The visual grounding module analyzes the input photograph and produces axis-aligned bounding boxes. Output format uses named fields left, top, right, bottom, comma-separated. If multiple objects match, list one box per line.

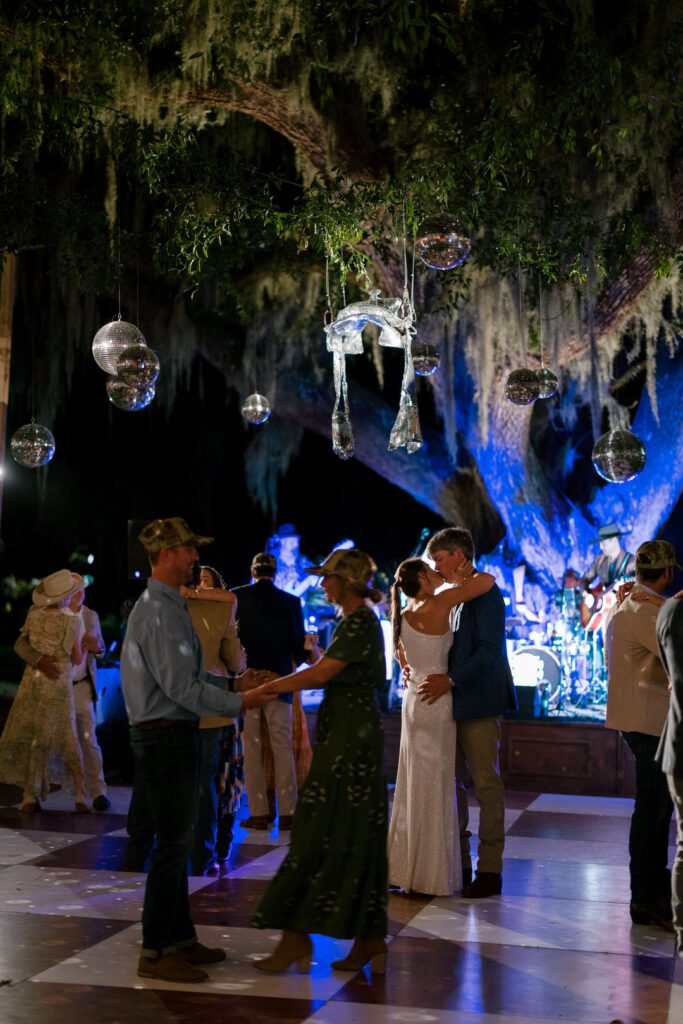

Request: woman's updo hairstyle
left=391, top=558, right=428, bottom=653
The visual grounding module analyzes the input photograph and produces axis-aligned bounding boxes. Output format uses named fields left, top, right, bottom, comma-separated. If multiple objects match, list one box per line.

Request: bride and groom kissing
left=387, top=526, right=518, bottom=898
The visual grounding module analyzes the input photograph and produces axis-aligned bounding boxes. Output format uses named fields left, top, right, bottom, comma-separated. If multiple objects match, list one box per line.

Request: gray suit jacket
left=15, top=604, right=104, bottom=704
left=655, top=598, right=683, bottom=775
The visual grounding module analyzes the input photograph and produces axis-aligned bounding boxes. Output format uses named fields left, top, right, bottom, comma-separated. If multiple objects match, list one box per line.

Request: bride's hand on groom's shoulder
left=417, top=673, right=452, bottom=704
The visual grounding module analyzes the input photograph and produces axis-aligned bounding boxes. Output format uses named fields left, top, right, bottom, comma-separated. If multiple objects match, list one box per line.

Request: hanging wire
left=538, top=275, right=545, bottom=368
left=31, top=305, right=36, bottom=423
left=136, top=232, right=140, bottom=325
left=340, top=245, right=347, bottom=308
left=117, top=217, right=122, bottom=320
left=518, top=260, right=528, bottom=366
left=323, top=231, right=332, bottom=325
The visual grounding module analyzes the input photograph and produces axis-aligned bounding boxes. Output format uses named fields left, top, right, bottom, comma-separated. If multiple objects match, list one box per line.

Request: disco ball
left=412, top=343, right=441, bottom=376
left=242, top=392, right=271, bottom=425
left=505, top=367, right=541, bottom=405
left=92, top=318, right=145, bottom=375
left=591, top=427, right=646, bottom=483
left=416, top=218, right=471, bottom=271
left=116, top=345, right=160, bottom=388
left=10, top=421, right=56, bottom=468
left=106, top=377, right=156, bottom=411
left=536, top=366, right=559, bottom=399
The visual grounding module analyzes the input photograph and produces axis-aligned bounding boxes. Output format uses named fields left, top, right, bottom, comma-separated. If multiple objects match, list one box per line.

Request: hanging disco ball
left=106, top=377, right=156, bottom=411
left=10, top=422, right=56, bottom=468
left=505, top=368, right=541, bottom=405
left=591, top=427, right=646, bottom=483
left=242, top=392, right=271, bottom=425
left=116, top=345, right=160, bottom=388
left=92, top=318, right=145, bottom=375
left=536, top=366, right=559, bottom=399
left=412, top=343, right=441, bottom=376
left=416, top=218, right=471, bottom=271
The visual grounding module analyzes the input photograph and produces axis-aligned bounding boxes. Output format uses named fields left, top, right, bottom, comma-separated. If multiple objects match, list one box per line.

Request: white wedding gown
left=387, top=617, right=461, bottom=895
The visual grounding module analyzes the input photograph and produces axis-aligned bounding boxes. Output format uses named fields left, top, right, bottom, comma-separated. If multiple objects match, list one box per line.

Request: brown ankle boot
left=331, top=937, right=387, bottom=974
left=253, top=930, right=312, bottom=973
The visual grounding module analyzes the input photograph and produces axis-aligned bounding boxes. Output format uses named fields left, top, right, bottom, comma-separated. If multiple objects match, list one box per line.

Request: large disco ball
left=505, top=367, right=541, bottom=405
left=117, top=345, right=160, bottom=388
left=92, top=318, right=145, bottom=375
left=536, top=366, right=559, bottom=399
left=106, top=377, right=156, bottom=411
left=242, top=392, right=271, bottom=425
left=416, top=218, right=471, bottom=271
left=592, top=427, right=646, bottom=483
left=10, top=422, right=56, bottom=468
left=412, top=343, right=441, bottom=376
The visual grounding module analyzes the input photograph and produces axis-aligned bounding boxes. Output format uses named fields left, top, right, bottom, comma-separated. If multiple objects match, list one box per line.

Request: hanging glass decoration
left=505, top=368, right=541, bottom=405
left=242, top=392, right=271, bottom=425
left=117, top=345, right=160, bottom=388
left=106, top=377, right=155, bottom=411
left=326, top=290, right=410, bottom=350
left=331, top=352, right=355, bottom=459
left=416, top=217, right=470, bottom=271
left=591, top=427, right=646, bottom=483
left=413, top=343, right=440, bottom=376
left=536, top=365, right=558, bottom=399
left=10, top=421, right=56, bottom=468
left=389, top=336, right=423, bottom=453
left=93, top=317, right=145, bottom=375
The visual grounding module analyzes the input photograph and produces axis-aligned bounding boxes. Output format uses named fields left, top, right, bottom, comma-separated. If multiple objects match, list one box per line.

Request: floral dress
left=253, top=606, right=388, bottom=939
left=0, top=607, right=84, bottom=798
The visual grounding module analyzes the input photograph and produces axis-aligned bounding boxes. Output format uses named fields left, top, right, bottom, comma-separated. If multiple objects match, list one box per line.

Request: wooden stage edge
left=305, top=711, right=637, bottom=799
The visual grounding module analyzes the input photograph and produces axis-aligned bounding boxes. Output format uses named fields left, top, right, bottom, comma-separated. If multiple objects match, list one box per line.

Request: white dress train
left=387, top=618, right=461, bottom=895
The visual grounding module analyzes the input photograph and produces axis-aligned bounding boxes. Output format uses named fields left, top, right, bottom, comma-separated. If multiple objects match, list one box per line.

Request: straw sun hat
left=32, top=570, right=88, bottom=607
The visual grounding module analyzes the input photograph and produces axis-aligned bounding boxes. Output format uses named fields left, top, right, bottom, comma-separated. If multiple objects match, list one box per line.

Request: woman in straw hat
left=251, top=548, right=388, bottom=975
left=0, top=570, right=87, bottom=812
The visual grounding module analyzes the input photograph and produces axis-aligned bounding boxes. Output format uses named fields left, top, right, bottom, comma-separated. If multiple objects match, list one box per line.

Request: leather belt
left=134, top=718, right=198, bottom=731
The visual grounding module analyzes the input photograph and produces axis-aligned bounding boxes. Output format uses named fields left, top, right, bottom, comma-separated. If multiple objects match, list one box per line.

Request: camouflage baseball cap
left=635, top=539, right=681, bottom=571
left=138, top=517, right=214, bottom=554
left=251, top=552, right=277, bottom=575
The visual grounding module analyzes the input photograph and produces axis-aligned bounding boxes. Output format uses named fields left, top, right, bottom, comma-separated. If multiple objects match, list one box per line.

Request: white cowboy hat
left=32, top=569, right=88, bottom=607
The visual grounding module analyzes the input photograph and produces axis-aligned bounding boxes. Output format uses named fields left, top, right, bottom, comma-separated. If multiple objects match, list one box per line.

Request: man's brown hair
left=426, top=527, right=475, bottom=561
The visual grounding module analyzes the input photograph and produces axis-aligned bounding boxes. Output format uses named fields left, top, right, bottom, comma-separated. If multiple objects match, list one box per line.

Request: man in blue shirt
left=121, top=517, right=274, bottom=984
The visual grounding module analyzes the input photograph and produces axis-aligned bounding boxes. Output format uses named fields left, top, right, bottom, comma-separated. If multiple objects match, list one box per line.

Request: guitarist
left=580, top=524, right=636, bottom=631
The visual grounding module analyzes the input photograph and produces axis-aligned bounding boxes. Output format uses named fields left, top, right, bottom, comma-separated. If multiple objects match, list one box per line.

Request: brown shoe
left=278, top=815, right=294, bottom=830
left=137, top=952, right=208, bottom=982
left=462, top=872, right=502, bottom=898
left=179, top=942, right=227, bottom=965
left=242, top=815, right=269, bottom=830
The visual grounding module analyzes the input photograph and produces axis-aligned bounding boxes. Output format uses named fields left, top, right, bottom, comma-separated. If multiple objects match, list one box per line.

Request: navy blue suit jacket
left=232, top=579, right=308, bottom=704
left=448, top=585, right=517, bottom=721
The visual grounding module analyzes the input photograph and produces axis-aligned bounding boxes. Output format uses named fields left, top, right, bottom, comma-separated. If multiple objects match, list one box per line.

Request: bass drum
left=511, top=645, right=562, bottom=710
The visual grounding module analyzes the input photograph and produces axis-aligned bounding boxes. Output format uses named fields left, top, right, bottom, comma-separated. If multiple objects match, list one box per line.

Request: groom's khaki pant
left=243, top=701, right=297, bottom=819
left=455, top=716, right=505, bottom=874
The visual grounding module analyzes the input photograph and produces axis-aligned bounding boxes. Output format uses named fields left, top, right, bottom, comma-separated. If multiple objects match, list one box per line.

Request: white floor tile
left=304, top=1005, right=595, bottom=1024
left=0, top=829, right=92, bottom=865
left=227, top=846, right=290, bottom=879
left=527, top=793, right=634, bottom=817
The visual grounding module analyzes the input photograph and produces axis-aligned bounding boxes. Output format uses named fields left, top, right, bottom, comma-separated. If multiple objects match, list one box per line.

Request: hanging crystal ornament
left=242, top=392, right=271, bottom=425
left=106, top=377, right=155, bottom=411
left=389, top=221, right=422, bottom=454
left=10, top=420, right=56, bottom=468
left=505, top=368, right=541, bottom=405
left=535, top=280, right=558, bottom=399
left=326, top=290, right=410, bottom=350
left=413, top=343, right=440, bottom=376
left=331, top=351, right=355, bottom=459
left=591, top=427, right=646, bottom=483
left=117, top=345, right=160, bottom=388
left=416, top=217, right=470, bottom=270
left=93, top=317, right=145, bottom=375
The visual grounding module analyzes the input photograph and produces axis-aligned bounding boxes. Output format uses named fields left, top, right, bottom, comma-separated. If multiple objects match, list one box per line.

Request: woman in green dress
left=252, top=548, right=388, bottom=975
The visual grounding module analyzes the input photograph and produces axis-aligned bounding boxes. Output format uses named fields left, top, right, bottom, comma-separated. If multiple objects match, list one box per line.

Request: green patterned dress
left=252, top=606, right=388, bottom=939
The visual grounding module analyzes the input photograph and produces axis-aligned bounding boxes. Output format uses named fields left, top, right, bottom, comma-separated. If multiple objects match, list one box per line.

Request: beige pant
left=456, top=716, right=505, bottom=874
left=243, top=700, right=297, bottom=818
left=73, top=680, right=107, bottom=801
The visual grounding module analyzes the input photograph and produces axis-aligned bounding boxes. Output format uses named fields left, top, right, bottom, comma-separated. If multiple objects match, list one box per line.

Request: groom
left=418, top=527, right=517, bottom=898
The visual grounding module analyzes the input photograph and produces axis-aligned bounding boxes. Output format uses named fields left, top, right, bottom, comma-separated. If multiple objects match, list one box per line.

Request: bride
left=388, top=558, right=494, bottom=895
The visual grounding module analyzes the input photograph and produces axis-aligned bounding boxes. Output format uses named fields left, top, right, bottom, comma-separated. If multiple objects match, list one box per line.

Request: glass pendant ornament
left=92, top=317, right=145, bottom=375
left=332, top=410, right=355, bottom=460
left=412, top=343, right=440, bottom=376
left=117, top=345, right=160, bottom=388
left=106, top=377, right=155, bottom=411
left=416, top=218, right=471, bottom=271
left=505, top=368, right=541, bottom=405
left=10, top=421, right=56, bottom=467
left=242, top=392, right=271, bottom=425
left=591, top=427, right=646, bottom=483
left=536, top=365, right=558, bottom=399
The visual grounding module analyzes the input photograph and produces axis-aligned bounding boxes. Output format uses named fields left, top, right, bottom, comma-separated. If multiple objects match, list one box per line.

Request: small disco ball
left=591, top=427, right=646, bottom=483
left=536, top=365, right=559, bottom=399
left=10, top=421, right=56, bottom=468
left=412, top=343, right=441, bottom=376
left=92, top=318, right=145, bottom=375
left=242, top=392, right=271, bottom=425
left=106, top=377, right=156, bottom=411
left=416, top=217, right=471, bottom=271
left=116, top=345, right=160, bottom=388
left=505, top=367, right=541, bottom=405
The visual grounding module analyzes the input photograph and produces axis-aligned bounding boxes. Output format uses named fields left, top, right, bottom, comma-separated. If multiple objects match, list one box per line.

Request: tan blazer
left=188, top=599, right=246, bottom=729
left=605, top=586, right=670, bottom=736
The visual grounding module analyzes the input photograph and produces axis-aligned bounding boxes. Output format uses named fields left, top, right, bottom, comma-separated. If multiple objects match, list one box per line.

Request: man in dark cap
left=121, top=518, right=274, bottom=984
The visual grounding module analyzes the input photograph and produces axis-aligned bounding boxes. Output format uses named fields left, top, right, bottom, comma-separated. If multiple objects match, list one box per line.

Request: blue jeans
left=621, top=731, right=673, bottom=907
left=129, top=724, right=199, bottom=954
left=191, top=728, right=222, bottom=874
